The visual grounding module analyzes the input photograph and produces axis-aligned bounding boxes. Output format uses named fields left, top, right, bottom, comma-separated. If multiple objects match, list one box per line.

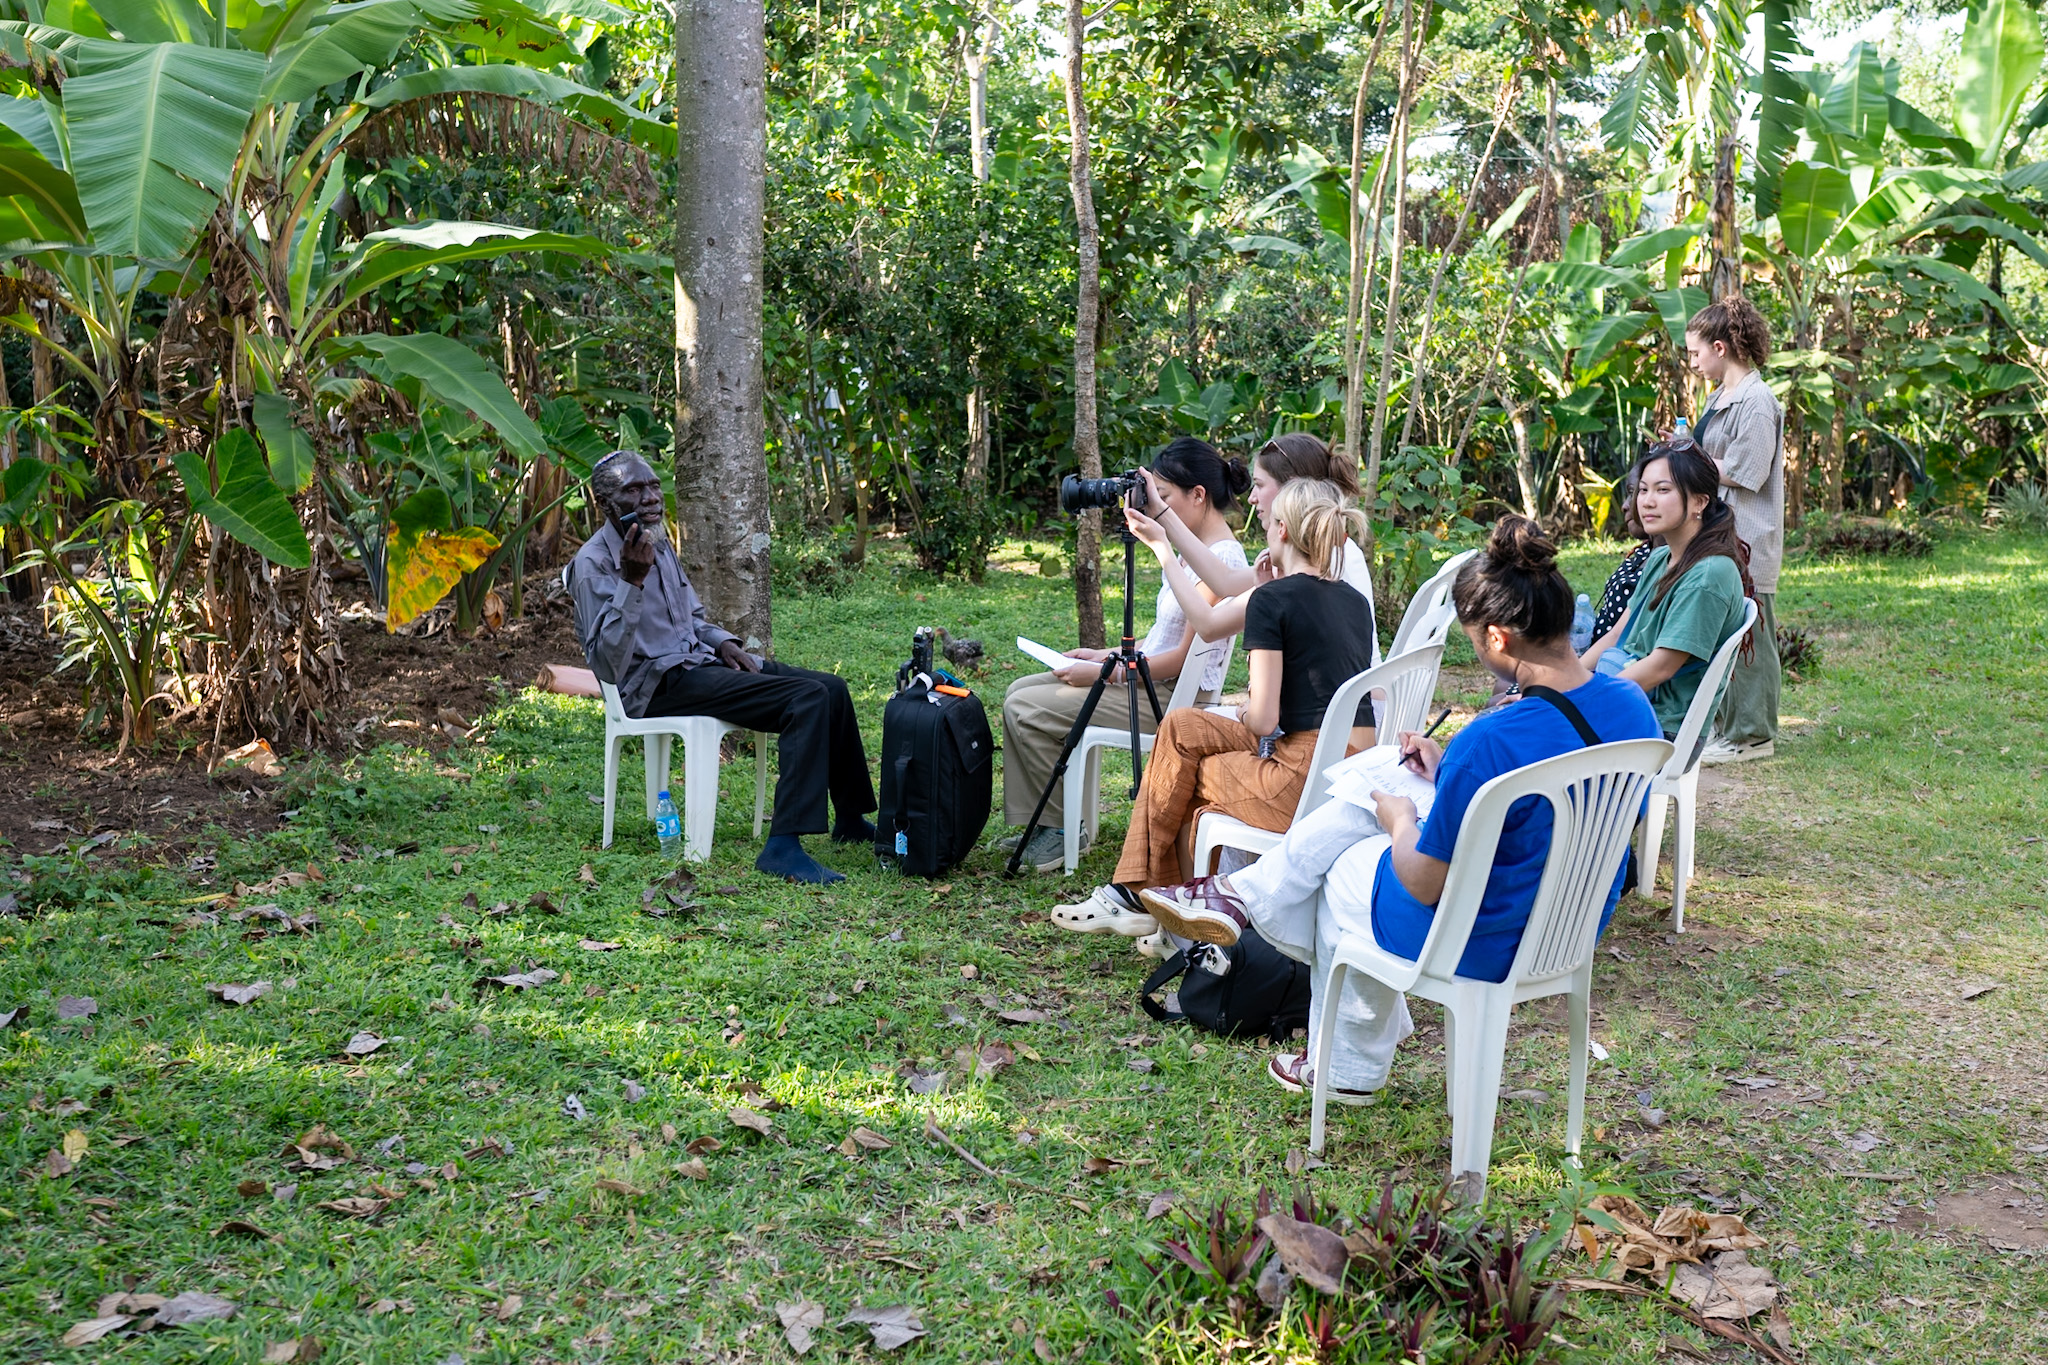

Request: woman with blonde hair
left=1053, top=479, right=1378, bottom=936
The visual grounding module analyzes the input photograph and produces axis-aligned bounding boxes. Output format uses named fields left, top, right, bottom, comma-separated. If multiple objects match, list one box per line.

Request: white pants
left=1230, top=800, right=1414, bottom=1091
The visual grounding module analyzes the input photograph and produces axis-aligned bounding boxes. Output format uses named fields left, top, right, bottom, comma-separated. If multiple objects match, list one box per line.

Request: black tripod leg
left=1125, top=652, right=1167, bottom=795
left=1006, top=656, right=1119, bottom=877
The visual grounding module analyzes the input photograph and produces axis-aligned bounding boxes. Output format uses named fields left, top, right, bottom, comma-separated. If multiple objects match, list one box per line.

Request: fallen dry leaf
left=0, top=1005, right=26, bottom=1028
left=213, top=1219, right=274, bottom=1241
left=594, top=1177, right=644, bottom=1197
left=476, top=968, right=558, bottom=992
left=62, top=1128, right=87, bottom=1163
left=1284, top=1148, right=1330, bottom=1177
left=842, top=1303, right=927, bottom=1351
left=1767, top=1304, right=1793, bottom=1350
left=1671, top=1250, right=1779, bottom=1320
left=778, top=1299, right=826, bottom=1355
left=495, top=1294, right=523, bottom=1322
left=263, top=1337, right=322, bottom=1363
left=206, top=981, right=273, bottom=1007
left=154, top=1291, right=239, bottom=1326
left=622, top=1079, right=647, bottom=1103
left=55, top=995, right=97, bottom=1020
left=281, top=1124, right=355, bottom=1171
left=1146, top=1192, right=1179, bottom=1219
left=61, top=1315, right=130, bottom=1346
left=44, top=1149, right=72, bottom=1178
left=729, top=1106, right=774, bottom=1136
left=1080, top=1155, right=1124, bottom=1176
left=578, top=863, right=597, bottom=884
left=997, top=1008, right=1049, bottom=1025
left=237, top=1180, right=268, bottom=1197
left=315, top=1196, right=391, bottom=1220
left=562, top=1095, right=589, bottom=1120
left=685, top=1134, right=723, bottom=1156
left=976, top=1042, right=1016, bottom=1079
left=674, top=1157, right=710, bottom=1179
left=223, top=737, right=284, bottom=777
left=526, top=891, right=561, bottom=914
left=1257, top=1215, right=1350, bottom=1294
left=847, top=1126, right=893, bottom=1151
left=577, top=939, right=621, bottom=952
left=342, top=1031, right=385, bottom=1057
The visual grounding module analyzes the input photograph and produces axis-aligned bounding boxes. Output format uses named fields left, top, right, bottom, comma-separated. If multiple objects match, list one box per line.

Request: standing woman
left=1684, top=297, right=1782, bottom=763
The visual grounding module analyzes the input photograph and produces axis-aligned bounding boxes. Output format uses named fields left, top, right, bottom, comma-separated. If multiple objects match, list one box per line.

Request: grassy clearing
left=1, top=532, right=2044, bottom=1362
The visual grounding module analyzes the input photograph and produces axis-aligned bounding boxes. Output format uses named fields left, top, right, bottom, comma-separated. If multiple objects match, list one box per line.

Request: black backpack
left=874, top=673, right=993, bottom=877
left=1138, top=928, right=1311, bottom=1042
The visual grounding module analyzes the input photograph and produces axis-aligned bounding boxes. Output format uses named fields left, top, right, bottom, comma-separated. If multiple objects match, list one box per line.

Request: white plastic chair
left=1062, top=634, right=1235, bottom=874
left=1307, top=738, right=1673, bottom=1199
left=1387, top=549, right=1478, bottom=659
left=1188, top=644, right=1447, bottom=876
left=598, top=680, right=768, bottom=859
left=1634, top=597, right=1760, bottom=933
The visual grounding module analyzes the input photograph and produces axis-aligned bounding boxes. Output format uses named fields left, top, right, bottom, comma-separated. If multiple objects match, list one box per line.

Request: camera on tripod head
left=1059, top=469, right=1149, bottom=515
left=909, top=626, right=935, bottom=679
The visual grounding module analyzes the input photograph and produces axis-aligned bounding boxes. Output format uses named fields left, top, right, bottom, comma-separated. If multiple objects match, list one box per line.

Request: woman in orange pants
left=1052, top=479, right=1379, bottom=935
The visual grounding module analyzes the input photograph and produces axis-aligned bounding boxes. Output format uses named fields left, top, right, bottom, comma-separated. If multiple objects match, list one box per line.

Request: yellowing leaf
left=385, top=525, right=498, bottom=630
left=62, top=1128, right=87, bottom=1162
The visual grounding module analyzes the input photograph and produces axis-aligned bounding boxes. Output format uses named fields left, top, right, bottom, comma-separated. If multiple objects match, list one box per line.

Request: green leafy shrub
left=771, top=530, right=861, bottom=597
left=1990, top=482, right=2048, bottom=534
left=908, top=483, right=1003, bottom=581
left=1776, top=623, right=1823, bottom=680
left=1800, top=515, right=1931, bottom=559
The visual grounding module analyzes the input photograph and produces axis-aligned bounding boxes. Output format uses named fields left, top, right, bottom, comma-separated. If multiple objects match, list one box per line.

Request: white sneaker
left=1134, top=930, right=1173, bottom=959
left=1698, top=738, right=1775, bottom=766
left=1050, top=884, right=1157, bottom=937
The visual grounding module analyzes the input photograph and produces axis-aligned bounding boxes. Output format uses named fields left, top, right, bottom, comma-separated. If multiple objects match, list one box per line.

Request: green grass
left=2, top=532, right=2045, bottom=1362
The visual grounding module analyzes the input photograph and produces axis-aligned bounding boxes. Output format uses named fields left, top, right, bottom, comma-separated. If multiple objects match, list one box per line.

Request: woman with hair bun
left=1133, top=516, right=1660, bottom=1101
left=1684, top=295, right=1783, bottom=764
left=1051, top=479, right=1377, bottom=938
left=1000, top=436, right=1251, bottom=872
left=1580, top=440, right=1753, bottom=741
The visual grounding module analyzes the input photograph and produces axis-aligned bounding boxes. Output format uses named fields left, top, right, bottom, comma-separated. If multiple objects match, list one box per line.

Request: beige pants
left=1112, top=707, right=1318, bottom=890
left=1001, top=670, right=1174, bottom=827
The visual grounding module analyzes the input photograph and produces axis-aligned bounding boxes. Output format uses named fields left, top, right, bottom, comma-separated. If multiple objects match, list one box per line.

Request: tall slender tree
left=675, top=0, right=775, bottom=651
left=1062, top=0, right=1107, bottom=648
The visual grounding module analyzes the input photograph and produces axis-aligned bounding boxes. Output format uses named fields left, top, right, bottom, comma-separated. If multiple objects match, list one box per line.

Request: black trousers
left=647, top=660, right=875, bottom=837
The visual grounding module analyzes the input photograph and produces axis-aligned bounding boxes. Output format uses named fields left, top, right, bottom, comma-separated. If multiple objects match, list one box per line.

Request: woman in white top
left=1123, top=433, right=1381, bottom=671
left=999, top=437, right=1251, bottom=871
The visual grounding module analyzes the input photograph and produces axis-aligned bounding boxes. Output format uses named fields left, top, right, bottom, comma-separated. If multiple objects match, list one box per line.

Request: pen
left=1422, top=707, right=1452, bottom=739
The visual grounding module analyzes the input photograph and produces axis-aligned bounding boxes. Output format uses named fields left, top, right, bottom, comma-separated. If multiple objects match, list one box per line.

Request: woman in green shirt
left=1581, top=439, right=1753, bottom=736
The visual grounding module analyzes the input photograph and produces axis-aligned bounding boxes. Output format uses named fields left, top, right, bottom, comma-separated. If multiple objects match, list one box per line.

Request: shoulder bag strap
left=1521, top=684, right=1602, bottom=747
left=1138, top=951, right=1190, bottom=1023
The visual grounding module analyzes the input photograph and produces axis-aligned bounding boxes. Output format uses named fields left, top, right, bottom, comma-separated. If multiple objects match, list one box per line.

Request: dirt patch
left=0, top=578, right=591, bottom=865
left=1896, top=1176, right=2048, bottom=1252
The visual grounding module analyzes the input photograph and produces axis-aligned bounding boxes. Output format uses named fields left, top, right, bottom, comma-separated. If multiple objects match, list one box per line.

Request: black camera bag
left=874, top=672, right=992, bottom=877
left=1138, top=930, right=1311, bottom=1041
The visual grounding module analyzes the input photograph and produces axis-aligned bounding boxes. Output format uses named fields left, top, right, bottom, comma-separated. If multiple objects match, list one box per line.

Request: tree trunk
left=1361, top=0, right=1428, bottom=538
left=1705, top=134, right=1742, bottom=303
left=1824, top=394, right=1846, bottom=515
left=1340, top=3, right=1396, bottom=469
left=673, top=0, right=774, bottom=654
left=1062, top=0, right=1105, bottom=648
left=963, top=16, right=997, bottom=495
left=1508, top=403, right=1541, bottom=518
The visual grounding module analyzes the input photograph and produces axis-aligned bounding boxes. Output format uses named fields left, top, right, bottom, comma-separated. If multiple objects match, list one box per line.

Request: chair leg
left=1671, top=785, right=1696, bottom=935
left=751, top=732, right=768, bottom=839
left=1446, top=992, right=1509, bottom=1201
left=682, top=723, right=719, bottom=862
left=1566, top=973, right=1592, bottom=1163
left=645, top=734, right=670, bottom=819
left=1062, top=745, right=1088, bottom=875
left=602, top=733, right=623, bottom=848
left=1082, top=744, right=1102, bottom=842
left=1308, top=962, right=1348, bottom=1156
left=1637, top=793, right=1669, bottom=903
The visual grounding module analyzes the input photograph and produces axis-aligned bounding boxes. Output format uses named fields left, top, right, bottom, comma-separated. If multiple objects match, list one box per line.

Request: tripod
left=1006, top=525, right=1164, bottom=876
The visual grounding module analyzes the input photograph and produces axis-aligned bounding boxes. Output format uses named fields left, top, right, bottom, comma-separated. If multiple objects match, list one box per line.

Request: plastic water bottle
left=1570, top=593, right=1596, bottom=653
left=654, top=790, right=682, bottom=855
left=1673, top=415, right=1691, bottom=440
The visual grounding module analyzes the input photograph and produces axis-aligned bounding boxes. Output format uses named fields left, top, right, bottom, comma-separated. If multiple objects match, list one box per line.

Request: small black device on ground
left=875, top=632, right=993, bottom=877
left=1006, top=479, right=1165, bottom=875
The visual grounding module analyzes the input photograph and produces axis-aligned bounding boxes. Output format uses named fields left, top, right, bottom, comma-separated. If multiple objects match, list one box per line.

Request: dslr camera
left=1059, top=469, right=1149, bottom=515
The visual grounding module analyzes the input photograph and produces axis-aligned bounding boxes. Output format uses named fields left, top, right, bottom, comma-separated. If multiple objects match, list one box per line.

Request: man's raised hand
left=619, top=523, right=657, bottom=587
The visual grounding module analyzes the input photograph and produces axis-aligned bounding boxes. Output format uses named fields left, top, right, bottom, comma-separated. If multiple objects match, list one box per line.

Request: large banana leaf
left=1955, top=0, right=2044, bottom=167
left=262, top=0, right=476, bottom=104
left=1522, top=261, right=1649, bottom=299
left=328, top=332, right=544, bottom=458
left=329, top=220, right=613, bottom=312
left=0, top=95, right=64, bottom=165
left=1608, top=223, right=1701, bottom=268
left=1777, top=161, right=1856, bottom=260
left=0, top=126, right=88, bottom=243
left=174, top=429, right=313, bottom=567
left=0, top=454, right=52, bottom=525
left=1750, top=0, right=1810, bottom=219
left=62, top=40, right=266, bottom=258
left=1600, top=59, right=1669, bottom=166
left=383, top=485, right=497, bottom=630
left=1574, top=310, right=1657, bottom=373
left=1650, top=286, right=1707, bottom=350
left=1915, top=212, right=2048, bottom=269
left=1816, top=42, right=1887, bottom=148
left=90, top=0, right=213, bottom=44
left=252, top=391, right=316, bottom=493
left=362, top=63, right=675, bottom=157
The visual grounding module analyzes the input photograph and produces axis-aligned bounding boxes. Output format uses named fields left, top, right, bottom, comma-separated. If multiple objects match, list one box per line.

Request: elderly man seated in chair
left=570, top=451, right=875, bottom=883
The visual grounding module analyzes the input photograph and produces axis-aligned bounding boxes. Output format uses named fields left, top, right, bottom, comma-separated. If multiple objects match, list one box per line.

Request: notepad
left=1323, top=744, right=1437, bottom=820
left=1016, top=636, right=1075, bottom=671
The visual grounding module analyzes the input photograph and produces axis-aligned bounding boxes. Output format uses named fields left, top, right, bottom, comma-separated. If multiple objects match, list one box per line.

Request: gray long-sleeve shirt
left=569, top=522, right=748, bottom=718
left=1699, top=369, right=1785, bottom=595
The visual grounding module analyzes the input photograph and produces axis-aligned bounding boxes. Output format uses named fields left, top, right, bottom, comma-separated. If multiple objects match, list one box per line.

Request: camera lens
left=1059, top=473, right=1141, bottom=514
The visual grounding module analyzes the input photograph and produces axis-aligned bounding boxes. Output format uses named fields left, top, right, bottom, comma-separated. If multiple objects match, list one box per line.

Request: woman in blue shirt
left=1138, top=516, right=1660, bottom=1100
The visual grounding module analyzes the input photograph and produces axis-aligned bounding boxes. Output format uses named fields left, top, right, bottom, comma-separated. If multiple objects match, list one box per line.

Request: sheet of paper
left=1324, top=744, right=1437, bottom=820
left=1016, top=636, right=1075, bottom=672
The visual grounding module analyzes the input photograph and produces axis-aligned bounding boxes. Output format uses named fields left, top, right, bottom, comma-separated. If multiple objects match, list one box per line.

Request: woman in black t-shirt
left=1053, top=479, right=1378, bottom=935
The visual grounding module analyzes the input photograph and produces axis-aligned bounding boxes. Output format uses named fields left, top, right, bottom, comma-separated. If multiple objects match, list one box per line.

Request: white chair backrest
left=1663, top=597, right=1760, bottom=779
left=1388, top=549, right=1478, bottom=658
left=1163, top=633, right=1232, bottom=712
left=1293, top=643, right=1447, bottom=821
left=598, top=679, right=630, bottom=724
left=1392, top=739, right=1671, bottom=992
